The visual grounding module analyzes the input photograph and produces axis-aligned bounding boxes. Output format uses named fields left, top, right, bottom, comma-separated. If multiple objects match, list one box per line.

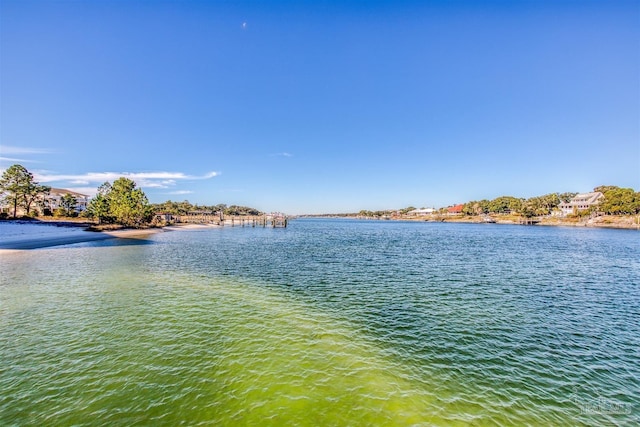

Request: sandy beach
left=0, top=228, right=160, bottom=252
left=0, top=222, right=222, bottom=252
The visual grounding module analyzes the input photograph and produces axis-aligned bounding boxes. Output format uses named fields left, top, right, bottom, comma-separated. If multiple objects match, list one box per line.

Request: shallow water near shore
left=1, top=219, right=638, bottom=425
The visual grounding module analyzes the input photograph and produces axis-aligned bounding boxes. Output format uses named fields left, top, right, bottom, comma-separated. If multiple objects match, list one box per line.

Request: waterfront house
left=0, top=187, right=89, bottom=217
left=408, top=208, right=436, bottom=217
left=45, top=188, right=90, bottom=213
left=558, top=192, right=604, bottom=216
left=447, top=204, right=464, bottom=215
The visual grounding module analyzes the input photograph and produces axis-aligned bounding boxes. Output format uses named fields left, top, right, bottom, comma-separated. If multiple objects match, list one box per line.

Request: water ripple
left=1, top=220, right=638, bottom=425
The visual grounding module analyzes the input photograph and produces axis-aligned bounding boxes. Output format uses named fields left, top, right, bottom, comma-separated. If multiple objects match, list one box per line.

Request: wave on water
left=1, top=219, right=638, bottom=425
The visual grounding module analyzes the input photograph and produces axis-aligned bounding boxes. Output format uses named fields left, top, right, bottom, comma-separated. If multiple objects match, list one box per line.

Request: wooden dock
left=175, top=211, right=288, bottom=228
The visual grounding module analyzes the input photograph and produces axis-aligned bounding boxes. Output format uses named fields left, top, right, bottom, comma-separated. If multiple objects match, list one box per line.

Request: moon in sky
left=242, top=22, right=247, bottom=29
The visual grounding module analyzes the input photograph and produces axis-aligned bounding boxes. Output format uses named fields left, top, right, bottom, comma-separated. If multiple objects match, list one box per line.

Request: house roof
left=49, top=188, right=89, bottom=198
left=559, top=192, right=603, bottom=208
left=447, top=204, right=464, bottom=213
left=572, top=192, right=603, bottom=203
left=409, top=208, right=435, bottom=214
left=570, top=192, right=602, bottom=203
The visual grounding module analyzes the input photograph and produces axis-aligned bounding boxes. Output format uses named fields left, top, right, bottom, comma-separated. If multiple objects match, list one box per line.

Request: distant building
left=558, top=192, right=603, bottom=216
left=0, top=187, right=89, bottom=216
left=407, top=208, right=436, bottom=216
left=447, top=204, right=464, bottom=215
left=45, top=188, right=90, bottom=213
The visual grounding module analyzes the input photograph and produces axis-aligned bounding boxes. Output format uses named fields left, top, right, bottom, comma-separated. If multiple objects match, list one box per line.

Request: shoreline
left=1, top=214, right=637, bottom=253
left=432, top=215, right=640, bottom=230
left=305, top=214, right=640, bottom=230
left=0, top=221, right=221, bottom=252
left=0, top=227, right=161, bottom=252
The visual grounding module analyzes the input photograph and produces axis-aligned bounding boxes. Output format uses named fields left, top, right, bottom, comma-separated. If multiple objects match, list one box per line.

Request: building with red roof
left=447, top=204, right=464, bottom=215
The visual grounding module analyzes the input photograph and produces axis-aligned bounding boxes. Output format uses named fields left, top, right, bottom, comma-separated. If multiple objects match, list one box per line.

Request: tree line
left=461, top=186, right=640, bottom=217
left=353, top=186, right=639, bottom=219
left=152, top=200, right=262, bottom=216
left=595, top=186, right=640, bottom=215
left=0, top=164, right=52, bottom=218
left=461, top=193, right=575, bottom=218
left=2, top=164, right=638, bottom=225
left=0, top=164, right=263, bottom=227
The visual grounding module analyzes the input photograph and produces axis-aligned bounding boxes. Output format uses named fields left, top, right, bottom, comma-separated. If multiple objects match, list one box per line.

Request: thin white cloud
left=58, top=186, right=197, bottom=197
left=271, top=152, right=293, bottom=158
left=30, top=170, right=219, bottom=190
left=0, top=166, right=219, bottom=195
left=0, top=146, right=50, bottom=164
left=0, top=145, right=52, bottom=154
left=0, top=156, right=42, bottom=163
left=36, top=170, right=217, bottom=182
left=36, top=171, right=218, bottom=182
left=167, top=190, right=194, bottom=195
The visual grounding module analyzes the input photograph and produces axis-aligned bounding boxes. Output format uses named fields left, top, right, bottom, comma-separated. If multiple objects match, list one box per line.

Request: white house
left=558, top=192, right=604, bottom=216
left=0, top=187, right=89, bottom=216
left=407, top=208, right=436, bottom=216
left=45, top=188, right=90, bottom=213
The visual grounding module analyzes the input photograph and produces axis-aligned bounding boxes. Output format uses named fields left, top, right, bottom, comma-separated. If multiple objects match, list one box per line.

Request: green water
left=1, top=220, right=638, bottom=425
left=2, top=270, right=435, bottom=425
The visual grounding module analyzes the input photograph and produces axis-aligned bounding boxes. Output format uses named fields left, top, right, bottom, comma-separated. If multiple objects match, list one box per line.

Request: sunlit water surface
left=1, top=219, right=638, bottom=425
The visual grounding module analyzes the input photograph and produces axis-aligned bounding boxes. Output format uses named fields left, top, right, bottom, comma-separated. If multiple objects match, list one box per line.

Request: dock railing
left=175, top=212, right=288, bottom=228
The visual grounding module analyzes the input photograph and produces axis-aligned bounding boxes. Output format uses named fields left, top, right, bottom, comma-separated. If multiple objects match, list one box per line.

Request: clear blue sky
left=1, top=0, right=638, bottom=214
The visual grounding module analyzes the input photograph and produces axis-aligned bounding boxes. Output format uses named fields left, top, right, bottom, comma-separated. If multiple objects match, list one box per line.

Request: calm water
left=1, top=219, right=638, bottom=426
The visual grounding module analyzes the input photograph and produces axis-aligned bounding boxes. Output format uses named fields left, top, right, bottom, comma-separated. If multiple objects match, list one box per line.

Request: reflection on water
left=1, top=220, right=638, bottom=425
